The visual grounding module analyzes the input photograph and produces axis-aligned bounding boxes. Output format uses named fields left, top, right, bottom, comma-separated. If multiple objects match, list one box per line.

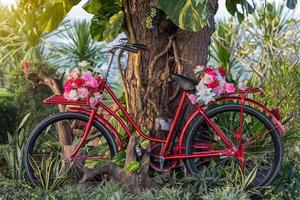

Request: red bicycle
left=24, top=41, right=284, bottom=188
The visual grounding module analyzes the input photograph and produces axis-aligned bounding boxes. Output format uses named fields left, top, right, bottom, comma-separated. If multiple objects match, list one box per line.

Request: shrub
left=0, top=96, right=17, bottom=143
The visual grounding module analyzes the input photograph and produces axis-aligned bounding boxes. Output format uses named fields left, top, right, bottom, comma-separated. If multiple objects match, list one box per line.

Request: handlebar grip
left=132, top=43, right=146, bottom=49
left=121, top=46, right=138, bottom=53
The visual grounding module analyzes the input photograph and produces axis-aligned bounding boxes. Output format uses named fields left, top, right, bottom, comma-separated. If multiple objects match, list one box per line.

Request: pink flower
left=21, top=61, right=29, bottom=74
left=225, top=83, right=236, bottom=93
left=188, top=94, right=198, bottom=105
left=90, top=93, right=104, bottom=107
left=82, top=71, right=93, bottom=81
left=213, top=86, right=223, bottom=95
left=207, top=70, right=218, bottom=77
left=201, top=74, right=214, bottom=84
left=78, top=87, right=88, bottom=99
left=63, top=92, right=69, bottom=99
left=86, top=77, right=99, bottom=88
left=67, top=68, right=80, bottom=80
left=64, top=80, right=73, bottom=92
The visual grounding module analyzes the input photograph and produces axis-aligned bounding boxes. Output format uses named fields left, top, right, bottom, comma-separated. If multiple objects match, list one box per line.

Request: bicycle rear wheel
left=24, top=112, right=118, bottom=188
left=185, top=104, right=282, bottom=187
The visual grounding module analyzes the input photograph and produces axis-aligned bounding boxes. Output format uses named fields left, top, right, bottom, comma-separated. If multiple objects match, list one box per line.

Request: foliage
left=235, top=3, right=299, bottom=85
left=265, top=155, right=300, bottom=199
left=0, top=176, right=256, bottom=200
left=156, top=0, right=208, bottom=32
left=211, top=3, right=299, bottom=118
left=201, top=187, right=249, bottom=200
left=0, top=96, right=17, bottom=143
left=0, top=0, right=77, bottom=64
left=264, top=124, right=300, bottom=199
left=211, top=3, right=299, bottom=199
left=45, top=20, right=106, bottom=68
left=83, top=0, right=124, bottom=42
left=43, top=0, right=298, bottom=45
left=29, top=155, right=71, bottom=190
left=0, top=1, right=61, bottom=118
left=1, top=113, right=31, bottom=181
left=209, top=19, right=248, bottom=83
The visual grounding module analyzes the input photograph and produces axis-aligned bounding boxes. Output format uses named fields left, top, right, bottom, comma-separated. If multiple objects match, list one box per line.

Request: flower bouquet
left=63, top=61, right=104, bottom=107
left=189, top=65, right=247, bottom=105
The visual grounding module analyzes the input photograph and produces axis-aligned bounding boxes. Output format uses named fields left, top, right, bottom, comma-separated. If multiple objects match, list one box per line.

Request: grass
left=0, top=175, right=252, bottom=200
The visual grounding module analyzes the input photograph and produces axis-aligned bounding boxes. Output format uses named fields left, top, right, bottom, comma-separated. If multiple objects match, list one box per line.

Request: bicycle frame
left=42, top=48, right=284, bottom=172
left=52, top=78, right=284, bottom=165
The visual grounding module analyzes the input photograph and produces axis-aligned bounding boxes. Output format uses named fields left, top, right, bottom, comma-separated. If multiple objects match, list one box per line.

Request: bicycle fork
left=69, top=109, right=97, bottom=161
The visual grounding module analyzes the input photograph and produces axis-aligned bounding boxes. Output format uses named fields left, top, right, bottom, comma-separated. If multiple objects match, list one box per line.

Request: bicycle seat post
left=103, top=49, right=116, bottom=81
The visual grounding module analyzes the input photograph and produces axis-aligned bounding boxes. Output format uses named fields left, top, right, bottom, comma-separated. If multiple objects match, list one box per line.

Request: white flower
left=193, top=65, right=204, bottom=74
left=216, top=74, right=226, bottom=90
left=196, top=82, right=206, bottom=92
left=238, top=81, right=248, bottom=90
left=196, top=83, right=216, bottom=104
left=67, top=89, right=79, bottom=101
left=78, top=60, right=90, bottom=68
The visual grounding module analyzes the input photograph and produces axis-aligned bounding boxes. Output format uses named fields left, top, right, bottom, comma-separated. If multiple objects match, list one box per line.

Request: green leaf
left=244, top=0, right=255, bottom=14
left=157, top=0, right=206, bottom=32
left=237, top=12, right=245, bottom=23
left=103, top=11, right=124, bottom=42
left=125, top=161, right=140, bottom=172
left=195, top=0, right=205, bottom=6
left=112, top=150, right=126, bottom=166
left=286, top=0, right=297, bottom=9
left=84, top=0, right=102, bottom=14
left=225, top=0, right=237, bottom=16
left=17, top=113, right=31, bottom=131
left=39, top=0, right=80, bottom=33
left=86, top=0, right=123, bottom=42
left=40, top=2, right=65, bottom=33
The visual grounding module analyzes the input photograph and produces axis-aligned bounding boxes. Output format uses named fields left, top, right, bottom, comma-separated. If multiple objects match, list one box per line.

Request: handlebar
left=102, top=39, right=146, bottom=80
left=102, top=39, right=146, bottom=54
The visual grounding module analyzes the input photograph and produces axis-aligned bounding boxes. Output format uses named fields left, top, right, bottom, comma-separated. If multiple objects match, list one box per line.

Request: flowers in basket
left=189, top=65, right=242, bottom=105
left=63, top=61, right=104, bottom=107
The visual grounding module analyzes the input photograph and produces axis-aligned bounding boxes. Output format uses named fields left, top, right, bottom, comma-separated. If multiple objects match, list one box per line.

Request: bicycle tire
left=24, top=112, right=118, bottom=186
left=185, top=104, right=282, bottom=187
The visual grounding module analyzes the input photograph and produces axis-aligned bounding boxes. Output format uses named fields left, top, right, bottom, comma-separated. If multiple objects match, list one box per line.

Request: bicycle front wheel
left=24, top=112, right=118, bottom=188
left=185, top=104, right=282, bottom=187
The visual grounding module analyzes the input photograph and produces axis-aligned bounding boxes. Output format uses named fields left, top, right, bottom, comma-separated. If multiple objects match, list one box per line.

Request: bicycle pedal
left=159, top=157, right=165, bottom=172
left=220, top=155, right=229, bottom=159
left=135, top=145, right=145, bottom=161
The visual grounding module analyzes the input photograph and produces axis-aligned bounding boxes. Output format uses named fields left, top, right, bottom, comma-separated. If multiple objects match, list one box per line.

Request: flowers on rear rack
left=190, top=65, right=238, bottom=105
left=63, top=61, right=103, bottom=107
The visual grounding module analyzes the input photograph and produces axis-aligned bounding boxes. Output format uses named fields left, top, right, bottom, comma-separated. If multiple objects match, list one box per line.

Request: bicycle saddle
left=171, top=74, right=198, bottom=93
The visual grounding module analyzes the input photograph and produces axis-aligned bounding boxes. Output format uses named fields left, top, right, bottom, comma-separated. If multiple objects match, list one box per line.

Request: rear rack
left=221, top=87, right=262, bottom=95
left=43, top=95, right=90, bottom=106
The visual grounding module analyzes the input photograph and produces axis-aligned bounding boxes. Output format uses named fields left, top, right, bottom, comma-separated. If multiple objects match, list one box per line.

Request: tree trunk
left=123, top=0, right=218, bottom=131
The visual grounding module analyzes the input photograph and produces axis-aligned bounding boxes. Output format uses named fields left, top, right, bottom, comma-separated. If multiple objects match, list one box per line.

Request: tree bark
left=123, top=0, right=218, bottom=131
